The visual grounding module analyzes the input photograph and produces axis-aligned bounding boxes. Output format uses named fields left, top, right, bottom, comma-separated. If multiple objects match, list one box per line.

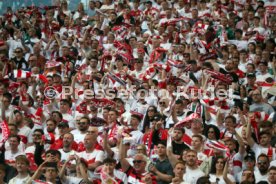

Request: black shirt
left=172, top=141, right=190, bottom=156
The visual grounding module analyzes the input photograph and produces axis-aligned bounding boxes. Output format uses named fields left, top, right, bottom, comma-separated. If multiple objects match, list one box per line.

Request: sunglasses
left=133, top=160, right=144, bottom=164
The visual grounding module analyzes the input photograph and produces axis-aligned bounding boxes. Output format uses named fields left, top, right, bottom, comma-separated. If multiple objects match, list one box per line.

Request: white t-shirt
left=183, top=167, right=205, bottom=184
left=209, top=174, right=235, bottom=184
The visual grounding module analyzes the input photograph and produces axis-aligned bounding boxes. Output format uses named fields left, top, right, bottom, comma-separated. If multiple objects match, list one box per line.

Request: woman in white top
left=209, top=156, right=235, bottom=184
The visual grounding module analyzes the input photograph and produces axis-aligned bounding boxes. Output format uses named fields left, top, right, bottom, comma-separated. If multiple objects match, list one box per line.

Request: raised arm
left=27, top=161, right=48, bottom=184
left=103, top=131, right=114, bottom=158
left=119, top=138, right=131, bottom=172
left=246, top=118, right=255, bottom=147
left=223, top=159, right=235, bottom=184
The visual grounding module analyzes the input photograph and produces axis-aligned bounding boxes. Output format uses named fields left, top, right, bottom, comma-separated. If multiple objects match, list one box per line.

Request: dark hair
left=109, top=108, right=119, bottom=116
left=103, top=157, right=116, bottom=164
left=80, top=116, right=90, bottom=124
left=269, top=166, right=276, bottom=172
left=46, top=119, right=58, bottom=125
left=60, top=99, right=71, bottom=108
left=225, top=115, right=237, bottom=124
left=209, top=156, right=225, bottom=174
left=44, top=162, right=58, bottom=171
left=131, top=114, right=142, bottom=122
left=204, top=125, right=220, bottom=140
left=45, top=150, right=61, bottom=160
left=157, top=140, right=167, bottom=147
left=33, top=129, right=44, bottom=135
left=51, top=111, right=63, bottom=120
left=196, top=176, right=211, bottom=184
left=142, top=106, right=157, bottom=133
left=257, top=153, right=269, bottom=162
left=175, top=99, right=184, bottom=105
left=3, top=92, right=12, bottom=102
left=8, top=135, right=21, bottom=143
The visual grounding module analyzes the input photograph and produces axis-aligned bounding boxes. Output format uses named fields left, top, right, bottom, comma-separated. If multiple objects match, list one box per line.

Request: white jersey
left=5, top=150, right=25, bottom=165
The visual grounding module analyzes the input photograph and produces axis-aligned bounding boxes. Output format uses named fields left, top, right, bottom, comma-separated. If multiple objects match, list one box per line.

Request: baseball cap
left=244, top=153, right=255, bottom=161
left=246, top=73, right=256, bottom=78
left=152, top=114, right=164, bottom=121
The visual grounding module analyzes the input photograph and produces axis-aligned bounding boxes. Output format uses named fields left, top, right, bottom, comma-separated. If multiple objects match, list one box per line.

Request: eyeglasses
left=133, top=160, right=144, bottom=164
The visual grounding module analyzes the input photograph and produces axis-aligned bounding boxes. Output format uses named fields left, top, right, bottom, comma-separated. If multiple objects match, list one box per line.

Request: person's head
left=191, top=135, right=203, bottom=150
left=45, top=150, right=61, bottom=163
left=103, top=158, right=116, bottom=176
left=136, top=144, right=147, bottom=155
left=84, top=134, right=96, bottom=150
left=15, top=155, right=29, bottom=173
left=133, top=154, right=147, bottom=173
left=57, top=122, right=69, bottom=136
left=210, top=156, right=225, bottom=174
left=147, top=106, right=157, bottom=118
left=46, top=119, right=57, bottom=133
left=257, top=154, right=269, bottom=175
left=268, top=166, right=276, bottom=184
left=241, top=169, right=255, bottom=183
left=173, top=127, right=185, bottom=142
left=191, top=119, right=203, bottom=134
left=87, top=126, right=98, bottom=138
left=130, top=114, right=141, bottom=128
left=205, top=125, right=220, bottom=140
left=224, top=115, right=236, bottom=129
left=8, top=124, right=18, bottom=135
left=225, top=138, right=238, bottom=153
left=196, top=176, right=211, bottom=184
left=2, top=92, right=12, bottom=108
left=259, top=131, right=271, bottom=147
left=174, top=99, right=185, bottom=115
left=63, top=133, right=74, bottom=148
left=246, top=72, right=256, bottom=85
left=173, top=161, right=186, bottom=178
left=102, top=106, right=111, bottom=120
left=157, top=141, right=167, bottom=157
left=8, top=135, right=20, bottom=151
left=59, top=99, right=71, bottom=113
left=44, top=162, right=58, bottom=182
left=14, top=47, right=24, bottom=58
left=252, top=89, right=262, bottom=103
left=13, top=110, right=23, bottom=125
left=244, top=153, right=256, bottom=170
left=77, top=116, right=90, bottom=132
left=32, top=129, right=44, bottom=143
left=108, top=109, right=118, bottom=123
left=185, top=150, right=197, bottom=167
left=258, top=60, right=268, bottom=71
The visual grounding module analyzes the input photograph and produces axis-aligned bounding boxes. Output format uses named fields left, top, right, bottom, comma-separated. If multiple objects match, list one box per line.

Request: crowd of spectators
left=0, top=0, right=276, bottom=183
